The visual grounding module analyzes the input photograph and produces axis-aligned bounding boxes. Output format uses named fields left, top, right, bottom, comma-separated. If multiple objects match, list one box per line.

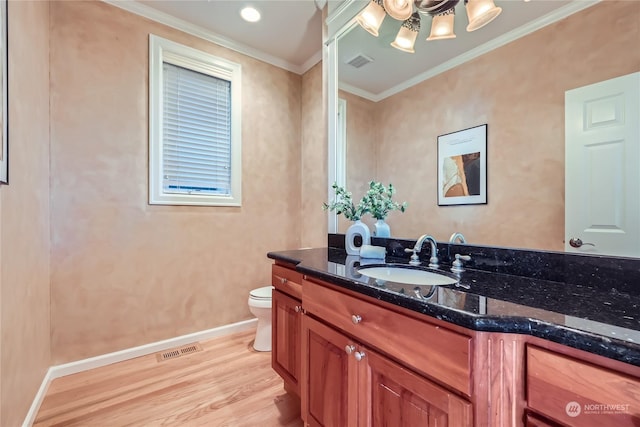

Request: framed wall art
left=437, top=124, right=487, bottom=206
left=0, top=0, right=7, bottom=184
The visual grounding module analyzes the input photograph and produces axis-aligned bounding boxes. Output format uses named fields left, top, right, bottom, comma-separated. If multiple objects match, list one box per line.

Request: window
left=149, top=35, right=242, bottom=206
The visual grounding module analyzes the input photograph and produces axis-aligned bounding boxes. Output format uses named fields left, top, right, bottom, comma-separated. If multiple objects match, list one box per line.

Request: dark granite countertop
left=267, top=247, right=640, bottom=367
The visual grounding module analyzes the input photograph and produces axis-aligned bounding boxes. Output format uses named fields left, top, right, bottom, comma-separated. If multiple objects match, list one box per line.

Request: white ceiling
left=120, top=0, right=598, bottom=98
left=130, top=0, right=325, bottom=73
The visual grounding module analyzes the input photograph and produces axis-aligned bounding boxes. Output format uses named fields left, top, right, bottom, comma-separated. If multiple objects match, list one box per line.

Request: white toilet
left=248, top=286, right=273, bottom=351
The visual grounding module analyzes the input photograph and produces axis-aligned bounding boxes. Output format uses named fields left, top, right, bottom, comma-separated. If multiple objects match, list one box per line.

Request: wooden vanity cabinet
left=524, top=413, right=562, bottom=427
left=526, top=345, right=640, bottom=427
left=271, top=261, right=640, bottom=427
left=301, top=276, right=473, bottom=427
left=365, top=345, right=473, bottom=426
left=301, top=315, right=360, bottom=427
left=272, top=264, right=303, bottom=397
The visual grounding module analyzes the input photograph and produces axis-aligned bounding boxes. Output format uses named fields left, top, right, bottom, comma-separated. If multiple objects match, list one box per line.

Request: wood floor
left=34, top=330, right=303, bottom=427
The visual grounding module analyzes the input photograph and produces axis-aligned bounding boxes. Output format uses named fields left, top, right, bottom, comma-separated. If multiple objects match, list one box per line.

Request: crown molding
left=343, top=0, right=601, bottom=102
left=338, top=81, right=379, bottom=102
left=301, top=50, right=324, bottom=74
left=102, top=0, right=321, bottom=75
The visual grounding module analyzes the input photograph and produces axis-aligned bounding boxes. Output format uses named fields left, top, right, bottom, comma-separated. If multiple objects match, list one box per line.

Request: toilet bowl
left=248, top=286, right=273, bottom=351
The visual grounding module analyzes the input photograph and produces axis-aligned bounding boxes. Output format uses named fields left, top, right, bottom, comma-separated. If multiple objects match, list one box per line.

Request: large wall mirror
left=326, top=0, right=640, bottom=257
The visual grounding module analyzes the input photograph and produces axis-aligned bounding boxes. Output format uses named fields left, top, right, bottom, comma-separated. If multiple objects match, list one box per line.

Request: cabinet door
left=527, top=346, right=640, bottom=427
left=525, top=413, right=562, bottom=427
left=272, top=289, right=301, bottom=396
left=365, top=347, right=473, bottom=427
left=301, top=315, right=359, bottom=427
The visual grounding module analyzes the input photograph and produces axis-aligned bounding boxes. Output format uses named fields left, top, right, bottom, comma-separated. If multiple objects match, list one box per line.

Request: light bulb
left=240, top=6, right=261, bottom=23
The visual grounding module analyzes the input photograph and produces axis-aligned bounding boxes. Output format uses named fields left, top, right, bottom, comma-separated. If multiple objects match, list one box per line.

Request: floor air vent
left=156, top=343, right=203, bottom=362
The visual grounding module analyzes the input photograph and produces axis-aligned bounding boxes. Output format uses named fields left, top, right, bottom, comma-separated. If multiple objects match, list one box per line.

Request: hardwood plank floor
left=34, top=330, right=303, bottom=427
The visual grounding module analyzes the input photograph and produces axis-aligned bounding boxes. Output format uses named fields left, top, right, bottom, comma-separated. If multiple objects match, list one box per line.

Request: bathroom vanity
left=268, top=242, right=640, bottom=427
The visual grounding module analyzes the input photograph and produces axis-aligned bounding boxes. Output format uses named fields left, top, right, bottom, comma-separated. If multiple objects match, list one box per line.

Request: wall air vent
left=156, top=342, right=203, bottom=362
left=346, top=54, right=374, bottom=69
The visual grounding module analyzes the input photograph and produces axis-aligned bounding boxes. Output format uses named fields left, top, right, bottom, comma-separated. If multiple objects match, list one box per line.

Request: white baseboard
left=22, top=367, right=54, bottom=427
left=22, top=318, right=258, bottom=426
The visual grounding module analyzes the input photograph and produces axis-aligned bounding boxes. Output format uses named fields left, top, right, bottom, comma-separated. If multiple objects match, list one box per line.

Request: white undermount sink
left=356, top=264, right=458, bottom=286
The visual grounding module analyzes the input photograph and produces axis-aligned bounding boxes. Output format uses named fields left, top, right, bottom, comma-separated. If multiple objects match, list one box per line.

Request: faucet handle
left=451, top=254, right=471, bottom=273
left=404, top=247, right=421, bottom=265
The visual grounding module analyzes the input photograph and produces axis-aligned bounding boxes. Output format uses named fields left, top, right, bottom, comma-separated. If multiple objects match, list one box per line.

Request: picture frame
left=0, top=0, right=7, bottom=185
left=437, top=124, right=487, bottom=206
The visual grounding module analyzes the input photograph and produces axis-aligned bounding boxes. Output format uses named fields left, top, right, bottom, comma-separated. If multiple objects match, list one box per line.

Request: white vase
left=345, top=220, right=371, bottom=255
left=373, top=219, right=391, bottom=238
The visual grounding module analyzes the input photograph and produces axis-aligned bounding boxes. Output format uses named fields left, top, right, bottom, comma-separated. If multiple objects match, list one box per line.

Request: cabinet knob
left=351, top=314, right=362, bottom=325
left=354, top=351, right=365, bottom=362
left=294, top=305, right=301, bottom=313
left=345, top=344, right=355, bottom=355
left=280, top=277, right=288, bottom=284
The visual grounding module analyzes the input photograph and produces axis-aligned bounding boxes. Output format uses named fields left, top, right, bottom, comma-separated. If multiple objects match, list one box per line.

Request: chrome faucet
left=404, top=234, right=439, bottom=268
left=449, top=232, right=466, bottom=244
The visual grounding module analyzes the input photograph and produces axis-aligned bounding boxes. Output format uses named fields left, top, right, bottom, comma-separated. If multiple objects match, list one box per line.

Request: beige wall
left=339, top=90, right=378, bottom=231
left=301, top=62, right=327, bottom=247
left=346, top=1, right=640, bottom=251
left=0, top=1, right=51, bottom=425
left=49, top=1, right=303, bottom=363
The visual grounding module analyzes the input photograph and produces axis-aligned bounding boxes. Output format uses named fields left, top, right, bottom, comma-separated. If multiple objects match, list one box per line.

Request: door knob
left=569, top=238, right=595, bottom=248
left=345, top=344, right=355, bottom=355
left=354, top=351, right=365, bottom=361
left=351, top=314, right=362, bottom=324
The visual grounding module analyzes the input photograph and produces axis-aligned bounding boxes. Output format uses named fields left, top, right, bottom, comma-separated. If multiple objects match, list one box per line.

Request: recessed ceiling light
left=240, top=6, right=261, bottom=23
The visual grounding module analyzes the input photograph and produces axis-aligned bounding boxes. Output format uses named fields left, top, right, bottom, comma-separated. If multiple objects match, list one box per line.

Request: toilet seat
left=249, top=286, right=273, bottom=300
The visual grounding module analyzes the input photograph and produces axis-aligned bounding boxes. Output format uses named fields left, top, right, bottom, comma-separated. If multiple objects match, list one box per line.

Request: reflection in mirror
left=333, top=0, right=640, bottom=255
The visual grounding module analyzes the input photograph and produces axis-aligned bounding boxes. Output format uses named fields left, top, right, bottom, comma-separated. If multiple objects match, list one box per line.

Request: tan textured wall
left=0, top=1, right=51, bottom=425
left=50, top=1, right=302, bottom=363
left=352, top=1, right=640, bottom=251
left=301, top=61, right=327, bottom=247
left=338, top=90, right=378, bottom=232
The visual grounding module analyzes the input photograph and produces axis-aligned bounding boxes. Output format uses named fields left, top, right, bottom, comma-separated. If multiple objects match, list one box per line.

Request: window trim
left=149, top=34, right=242, bottom=206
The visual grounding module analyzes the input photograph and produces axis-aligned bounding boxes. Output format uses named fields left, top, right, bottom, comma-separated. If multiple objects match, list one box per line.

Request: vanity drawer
left=527, top=346, right=640, bottom=426
left=272, top=265, right=303, bottom=300
left=303, top=278, right=472, bottom=396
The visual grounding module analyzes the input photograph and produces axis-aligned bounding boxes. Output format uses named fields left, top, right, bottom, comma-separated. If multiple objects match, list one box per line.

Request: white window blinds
left=162, top=62, right=232, bottom=195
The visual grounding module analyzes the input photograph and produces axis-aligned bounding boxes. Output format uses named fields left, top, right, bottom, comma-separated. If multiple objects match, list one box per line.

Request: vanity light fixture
left=356, top=0, right=502, bottom=53
left=465, top=0, right=502, bottom=31
left=355, top=0, right=387, bottom=37
left=383, top=0, right=413, bottom=20
left=426, top=8, right=456, bottom=40
left=240, top=6, right=261, bottom=23
left=391, top=12, right=421, bottom=53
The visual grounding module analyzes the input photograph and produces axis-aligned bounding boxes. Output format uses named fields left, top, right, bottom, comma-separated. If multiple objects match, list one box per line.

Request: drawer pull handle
left=280, top=277, right=288, bottom=284
left=351, top=314, right=362, bottom=324
left=345, top=345, right=355, bottom=355
left=354, top=351, right=365, bottom=362
left=294, top=305, right=301, bottom=313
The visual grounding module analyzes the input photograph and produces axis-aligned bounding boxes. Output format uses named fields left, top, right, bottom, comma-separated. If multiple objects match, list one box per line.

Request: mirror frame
left=326, top=0, right=367, bottom=233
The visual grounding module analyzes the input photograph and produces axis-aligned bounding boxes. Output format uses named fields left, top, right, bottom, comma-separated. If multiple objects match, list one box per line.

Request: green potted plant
left=323, top=183, right=370, bottom=255
left=324, top=181, right=408, bottom=252
left=359, top=181, right=408, bottom=237
left=322, top=182, right=364, bottom=221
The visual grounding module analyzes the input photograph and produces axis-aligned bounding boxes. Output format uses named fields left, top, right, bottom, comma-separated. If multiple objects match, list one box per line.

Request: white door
left=565, top=72, right=640, bottom=257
